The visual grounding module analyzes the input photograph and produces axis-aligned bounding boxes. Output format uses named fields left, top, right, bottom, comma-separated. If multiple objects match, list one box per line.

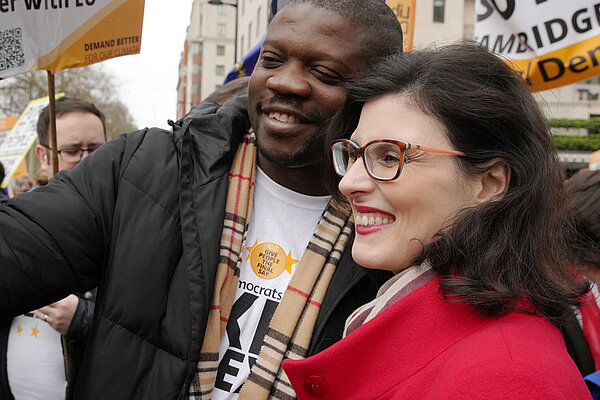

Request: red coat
left=283, top=277, right=591, bottom=399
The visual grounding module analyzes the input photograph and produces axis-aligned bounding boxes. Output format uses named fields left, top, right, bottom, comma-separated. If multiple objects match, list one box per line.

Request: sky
left=101, top=0, right=194, bottom=130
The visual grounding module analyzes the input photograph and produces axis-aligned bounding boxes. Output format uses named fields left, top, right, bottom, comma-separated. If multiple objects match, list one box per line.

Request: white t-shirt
left=212, top=168, right=330, bottom=399
left=7, top=313, right=67, bottom=400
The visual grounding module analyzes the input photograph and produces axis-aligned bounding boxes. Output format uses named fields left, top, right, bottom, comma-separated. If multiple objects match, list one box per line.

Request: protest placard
left=475, top=0, right=600, bottom=91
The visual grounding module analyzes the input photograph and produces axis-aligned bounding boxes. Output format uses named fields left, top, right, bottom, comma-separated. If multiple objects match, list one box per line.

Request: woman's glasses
left=330, top=138, right=466, bottom=181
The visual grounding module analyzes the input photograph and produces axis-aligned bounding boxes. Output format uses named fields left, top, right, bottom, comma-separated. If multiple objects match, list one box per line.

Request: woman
left=282, top=44, right=591, bottom=399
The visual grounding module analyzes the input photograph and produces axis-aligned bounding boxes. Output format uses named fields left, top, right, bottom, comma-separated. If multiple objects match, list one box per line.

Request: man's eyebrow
left=262, top=39, right=349, bottom=66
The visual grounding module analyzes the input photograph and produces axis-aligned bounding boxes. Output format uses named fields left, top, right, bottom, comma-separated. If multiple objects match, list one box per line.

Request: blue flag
left=223, top=37, right=263, bottom=84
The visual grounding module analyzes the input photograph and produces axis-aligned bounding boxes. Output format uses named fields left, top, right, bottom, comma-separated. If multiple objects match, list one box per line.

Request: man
left=0, top=1, right=403, bottom=399
left=0, top=97, right=106, bottom=400
left=34, top=97, right=107, bottom=178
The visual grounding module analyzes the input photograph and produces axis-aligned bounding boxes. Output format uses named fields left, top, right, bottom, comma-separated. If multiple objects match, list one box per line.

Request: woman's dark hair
left=566, top=168, right=600, bottom=268
left=325, top=42, right=584, bottom=324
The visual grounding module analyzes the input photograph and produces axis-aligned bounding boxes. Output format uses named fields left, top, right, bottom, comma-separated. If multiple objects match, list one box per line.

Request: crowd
left=0, top=0, right=599, bottom=399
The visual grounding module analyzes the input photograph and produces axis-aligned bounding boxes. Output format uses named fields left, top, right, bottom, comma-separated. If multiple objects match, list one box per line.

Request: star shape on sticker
left=16, top=325, right=23, bottom=334
left=246, top=239, right=258, bottom=260
left=31, top=326, right=40, bottom=338
left=285, top=251, right=299, bottom=274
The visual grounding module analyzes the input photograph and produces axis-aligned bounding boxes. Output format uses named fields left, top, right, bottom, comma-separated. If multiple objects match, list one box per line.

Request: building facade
left=177, top=0, right=239, bottom=119
left=236, top=0, right=269, bottom=61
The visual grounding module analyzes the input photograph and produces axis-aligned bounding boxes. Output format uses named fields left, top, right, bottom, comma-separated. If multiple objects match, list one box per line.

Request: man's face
left=248, top=3, right=369, bottom=169
left=36, top=111, right=106, bottom=177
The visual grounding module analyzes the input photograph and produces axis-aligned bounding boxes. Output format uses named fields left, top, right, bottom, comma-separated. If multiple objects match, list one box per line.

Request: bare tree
left=0, top=65, right=137, bottom=140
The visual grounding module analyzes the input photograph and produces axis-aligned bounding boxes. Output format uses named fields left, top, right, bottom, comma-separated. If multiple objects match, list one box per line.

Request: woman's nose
left=338, top=157, right=374, bottom=199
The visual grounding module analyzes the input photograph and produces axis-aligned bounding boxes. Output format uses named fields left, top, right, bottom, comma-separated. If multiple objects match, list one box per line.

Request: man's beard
left=256, top=133, right=326, bottom=169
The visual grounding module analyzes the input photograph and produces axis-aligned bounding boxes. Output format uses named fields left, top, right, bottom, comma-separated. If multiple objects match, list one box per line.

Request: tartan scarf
left=188, top=131, right=354, bottom=399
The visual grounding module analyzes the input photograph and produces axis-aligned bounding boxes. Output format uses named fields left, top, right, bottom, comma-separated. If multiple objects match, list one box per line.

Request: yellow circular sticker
left=246, top=241, right=298, bottom=279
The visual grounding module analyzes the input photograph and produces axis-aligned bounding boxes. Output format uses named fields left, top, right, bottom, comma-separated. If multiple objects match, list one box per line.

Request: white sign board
left=0, top=97, right=49, bottom=186
left=474, top=0, right=600, bottom=91
left=0, top=0, right=145, bottom=78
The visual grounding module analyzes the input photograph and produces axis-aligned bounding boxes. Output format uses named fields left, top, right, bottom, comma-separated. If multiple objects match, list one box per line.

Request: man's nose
left=266, top=61, right=311, bottom=98
left=80, top=149, right=93, bottom=161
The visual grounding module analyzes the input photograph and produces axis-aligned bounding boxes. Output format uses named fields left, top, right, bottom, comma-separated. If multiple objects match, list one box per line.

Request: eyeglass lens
left=365, top=142, right=404, bottom=179
left=332, top=141, right=406, bottom=180
left=59, top=147, right=98, bottom=163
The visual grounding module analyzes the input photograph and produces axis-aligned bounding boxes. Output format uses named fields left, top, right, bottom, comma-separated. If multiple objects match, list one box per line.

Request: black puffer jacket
left=0, top=97, right=384, bottom=399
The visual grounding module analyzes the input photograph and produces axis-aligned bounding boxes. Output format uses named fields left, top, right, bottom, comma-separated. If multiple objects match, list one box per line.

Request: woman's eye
left=379, top=152, right=401, bottom=166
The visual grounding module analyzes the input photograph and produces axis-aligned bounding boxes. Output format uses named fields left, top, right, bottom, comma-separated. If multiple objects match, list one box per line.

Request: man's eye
left=260, top=54, right=282, bottom=68
left=311, top=68, right=346, bottom=85
left=61, top=149, right=80, bottom=156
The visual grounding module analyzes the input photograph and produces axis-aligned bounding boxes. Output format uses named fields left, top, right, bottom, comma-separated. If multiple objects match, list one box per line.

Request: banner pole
left=47, top=70, right=58, bottom=176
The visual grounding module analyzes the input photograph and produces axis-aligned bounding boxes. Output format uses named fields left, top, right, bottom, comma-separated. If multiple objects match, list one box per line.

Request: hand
left=34, top=294, right=79, bottom=335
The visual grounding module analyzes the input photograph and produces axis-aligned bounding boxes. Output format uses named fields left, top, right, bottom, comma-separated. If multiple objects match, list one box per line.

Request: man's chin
left=257, top=146, right=322, bottom=169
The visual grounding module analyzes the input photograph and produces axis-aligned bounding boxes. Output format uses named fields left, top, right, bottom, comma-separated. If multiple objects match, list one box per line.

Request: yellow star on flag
left=246, top=240, right=258, bottom=260
left=31, top=326, right=40, bottom=338
left=285, top=251, right=299, bottom=274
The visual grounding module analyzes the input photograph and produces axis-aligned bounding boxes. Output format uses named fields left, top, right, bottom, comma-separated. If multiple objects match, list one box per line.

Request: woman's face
left=338, top=94, right=480, bottom=274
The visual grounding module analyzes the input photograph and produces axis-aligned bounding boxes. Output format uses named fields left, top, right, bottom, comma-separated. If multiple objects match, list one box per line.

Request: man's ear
left=35, top=144, right=49, bottom=171
left=474, top=160, right=511, bottom=204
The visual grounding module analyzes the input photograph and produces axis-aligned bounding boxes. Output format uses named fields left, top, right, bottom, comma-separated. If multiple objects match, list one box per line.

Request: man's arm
left=0, top=132, right=142, bottom=319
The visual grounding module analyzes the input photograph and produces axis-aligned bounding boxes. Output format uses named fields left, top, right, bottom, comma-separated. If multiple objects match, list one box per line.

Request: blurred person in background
left=33, top=168, right=49, bottom=187
left=0, top=162, right=7, bottom=200
left=204, top=76, right=250, bottom=106
left=8, top=177, right=32, bottom=197
left=0, top=97, right=106, bottom=400
left=564, top=168, right=600, bottom=399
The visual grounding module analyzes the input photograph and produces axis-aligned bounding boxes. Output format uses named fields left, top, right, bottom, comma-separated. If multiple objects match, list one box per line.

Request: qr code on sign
left=0, top=28, right=25, bottom=72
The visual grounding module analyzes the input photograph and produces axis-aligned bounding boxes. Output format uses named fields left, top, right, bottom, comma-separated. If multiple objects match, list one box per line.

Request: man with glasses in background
left=0, top=97, right=106, bottom=400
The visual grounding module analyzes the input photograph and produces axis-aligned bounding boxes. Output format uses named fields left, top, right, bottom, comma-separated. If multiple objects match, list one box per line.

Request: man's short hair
left=36, top=97, right=107, bottom=146
left=0, top=161, right=5, bottom=184
left=286, top=0, right=403, bottom=67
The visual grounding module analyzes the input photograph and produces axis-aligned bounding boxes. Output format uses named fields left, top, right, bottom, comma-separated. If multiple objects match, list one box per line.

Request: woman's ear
left=474, top=160, right=511, bottom=204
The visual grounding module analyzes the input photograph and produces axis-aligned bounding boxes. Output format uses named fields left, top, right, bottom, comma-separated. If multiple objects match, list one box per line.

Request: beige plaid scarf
left=188, top=131, right=353, bottom=399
